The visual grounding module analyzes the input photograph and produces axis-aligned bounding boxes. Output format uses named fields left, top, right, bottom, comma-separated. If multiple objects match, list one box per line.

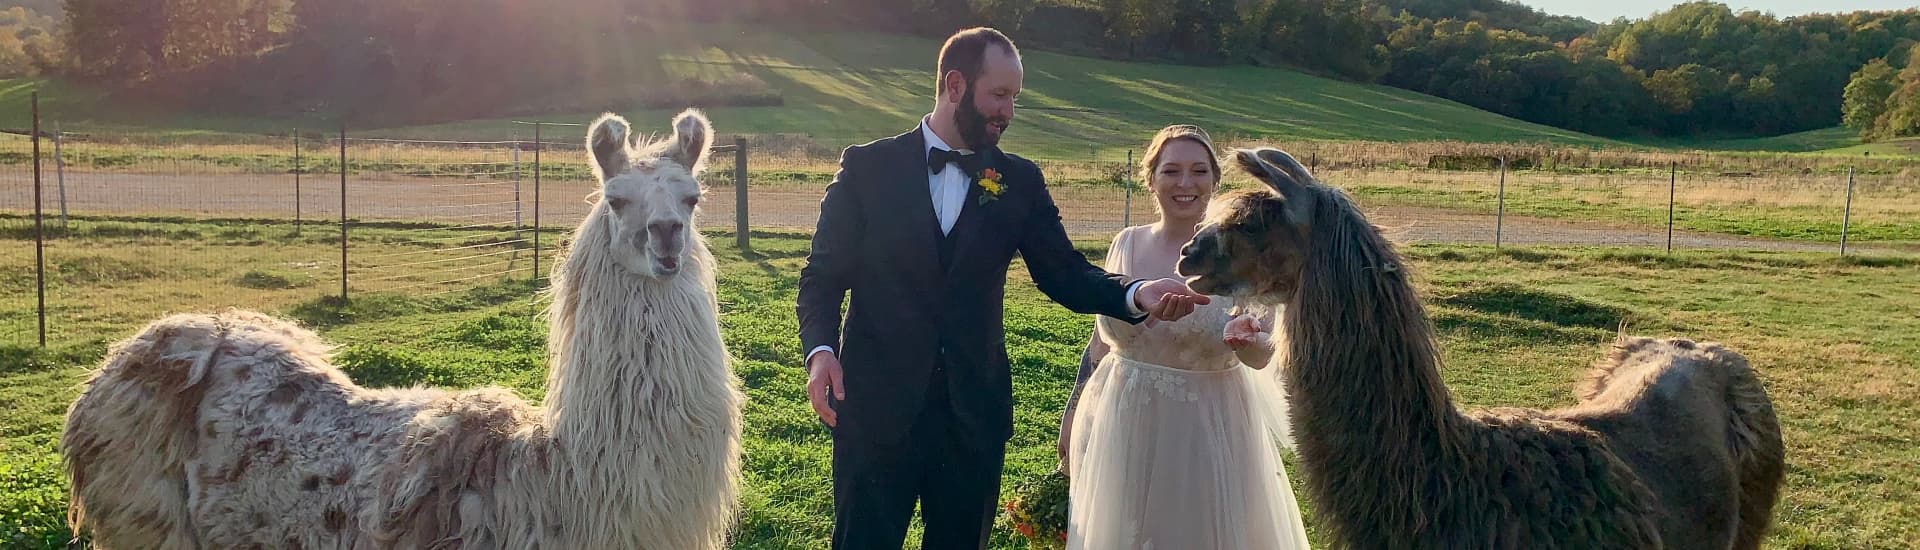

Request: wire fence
left=1, top=95, right=1913, bottom=348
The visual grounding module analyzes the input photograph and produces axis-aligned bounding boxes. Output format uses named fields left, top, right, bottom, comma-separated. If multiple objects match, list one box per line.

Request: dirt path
left=0, top=172, right=1905, bottom=255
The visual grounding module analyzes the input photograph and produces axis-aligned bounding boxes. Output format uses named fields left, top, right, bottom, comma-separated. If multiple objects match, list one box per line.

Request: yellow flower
left=977, top=168, right=1006, bottom=204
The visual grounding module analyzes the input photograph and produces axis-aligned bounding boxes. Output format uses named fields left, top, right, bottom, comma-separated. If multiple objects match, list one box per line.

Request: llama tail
left=1708, top=343, right=1785, bottom=550
left=62, top=310, right=308, bottom=547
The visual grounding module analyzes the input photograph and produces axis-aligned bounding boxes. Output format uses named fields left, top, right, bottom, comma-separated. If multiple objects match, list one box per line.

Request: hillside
left=0, top=27, right=1620, bottom=161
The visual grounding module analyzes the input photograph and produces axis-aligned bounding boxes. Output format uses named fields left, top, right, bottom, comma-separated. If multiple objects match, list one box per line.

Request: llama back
left=1454, top=410, right=1666, bottom=549
left=62, top=310, right=455, bottom=548
left=63, top=310, right=337, bottom=546
left=1570, top=336, right=1784, bottom=549
left=63, top=311, right=241, bottom=547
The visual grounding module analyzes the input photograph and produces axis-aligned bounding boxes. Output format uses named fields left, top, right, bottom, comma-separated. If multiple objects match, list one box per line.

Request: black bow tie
left=928, top=147, right=974, bottom=175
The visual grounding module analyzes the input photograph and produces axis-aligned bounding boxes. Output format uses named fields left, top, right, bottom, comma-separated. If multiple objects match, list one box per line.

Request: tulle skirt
left=1066, top=355, right=1311, bottom=550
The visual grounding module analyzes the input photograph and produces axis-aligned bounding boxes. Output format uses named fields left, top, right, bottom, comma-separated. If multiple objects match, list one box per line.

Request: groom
left=796, top=27, right=1208, bottom=549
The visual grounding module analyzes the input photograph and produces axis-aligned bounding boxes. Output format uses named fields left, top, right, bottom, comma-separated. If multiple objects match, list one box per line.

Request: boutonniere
left=975, top=168, right=1006, bottom=205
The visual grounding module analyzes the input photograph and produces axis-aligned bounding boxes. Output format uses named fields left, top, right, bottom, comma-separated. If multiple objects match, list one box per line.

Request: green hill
left=378, top=29, right=1622, bottom=159
left=0, top=27, right=1622, bottom=161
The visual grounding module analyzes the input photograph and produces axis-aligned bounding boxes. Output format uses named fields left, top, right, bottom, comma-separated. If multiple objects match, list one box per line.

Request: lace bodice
left=1097, top=226, right=1241, bottom=372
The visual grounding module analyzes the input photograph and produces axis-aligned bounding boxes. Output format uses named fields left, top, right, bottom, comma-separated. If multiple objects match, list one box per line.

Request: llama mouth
left=654, top=256, right=680, bottom=275
left=1184, top=275, right=1218, bottom=295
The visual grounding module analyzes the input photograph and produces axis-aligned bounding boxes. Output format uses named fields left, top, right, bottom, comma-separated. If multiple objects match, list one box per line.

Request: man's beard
left=956, top=84, right=1004, bottom=150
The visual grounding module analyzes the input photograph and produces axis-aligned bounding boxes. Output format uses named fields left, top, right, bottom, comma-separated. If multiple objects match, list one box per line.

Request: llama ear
left=668, top=108, right=713, bottom=174
left=587, top=113, right=631, bottom=184
left=1254, top=148, right=1316, bottom=187
left=1233, top=148, right=1306, bottom=200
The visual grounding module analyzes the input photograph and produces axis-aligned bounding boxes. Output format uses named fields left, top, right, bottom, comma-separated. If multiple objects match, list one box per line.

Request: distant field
left=6, top=27, right=1916, bottom=166
left=0, top=26, right=1624, bottom=162
left=1664, top=126, right=1920, bottom=157
left=2, top=229, right=1917, bottom=548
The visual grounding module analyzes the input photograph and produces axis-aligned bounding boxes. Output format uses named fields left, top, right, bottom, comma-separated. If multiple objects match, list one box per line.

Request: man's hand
left=1134, top=277, right=1212, bottom=323
left=807, top=352, right=846, bottom=427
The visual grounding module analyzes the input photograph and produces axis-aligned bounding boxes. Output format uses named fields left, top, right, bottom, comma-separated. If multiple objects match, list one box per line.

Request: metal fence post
left=513, top=143, right=523, bottom=234
left=734, top=136, right=749, bottom=252
left=339, top=122, right=348, bottom=301
left=53, top=121, right=65, bottom=231
left=1667, top=162, right=1676, bottom=253
left=294, top=128, right=302, bottom=234
left=1495, top=157, right=1506, bottom=248
left=1841, top=164, right=1855, bottom=256
left=532, top=122, right=542, bottom=282
left=1123, top=149, right=1133, bottom=228
left=32, top=92, right=46, bottom=347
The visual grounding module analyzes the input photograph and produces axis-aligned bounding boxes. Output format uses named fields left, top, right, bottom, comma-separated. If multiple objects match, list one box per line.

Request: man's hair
left=935, top=27, right=1019, bottom=101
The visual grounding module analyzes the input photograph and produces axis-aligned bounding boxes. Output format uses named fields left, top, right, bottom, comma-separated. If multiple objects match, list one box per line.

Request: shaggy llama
left=61, top=109, right=744, bottom=549
left=1175, top=147, right=1785, bottom=549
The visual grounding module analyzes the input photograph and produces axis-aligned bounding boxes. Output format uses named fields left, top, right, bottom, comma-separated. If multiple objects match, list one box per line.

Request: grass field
left=1681, top=126, right=1920, bottom=157
left=2, top=223, right=1918, bottom=548
left=1322, top=167, right=1920, bottom=246
left=0, top=25, right=1623, bottom=163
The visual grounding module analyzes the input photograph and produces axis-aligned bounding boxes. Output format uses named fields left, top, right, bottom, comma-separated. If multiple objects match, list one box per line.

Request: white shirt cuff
left=1124, top=281, right=1147, bottom=317
left=806, top=345, right=835, bottom=365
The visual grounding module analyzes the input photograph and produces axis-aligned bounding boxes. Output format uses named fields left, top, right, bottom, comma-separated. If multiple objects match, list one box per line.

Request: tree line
left=41, top=0, right=1920, bottom=140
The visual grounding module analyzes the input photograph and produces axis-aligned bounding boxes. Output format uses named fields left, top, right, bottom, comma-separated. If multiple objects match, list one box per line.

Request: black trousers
left=830, top=366, right=1006, bottom=550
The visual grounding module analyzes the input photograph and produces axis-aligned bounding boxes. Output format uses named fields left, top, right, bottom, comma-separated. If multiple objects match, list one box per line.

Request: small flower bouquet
left=1003, top=468, right=1069, bottom=549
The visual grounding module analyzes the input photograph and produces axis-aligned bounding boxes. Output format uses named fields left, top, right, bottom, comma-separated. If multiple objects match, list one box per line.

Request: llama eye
left=684, top=196, right=699, bottom=208
left=606, top=197, right=628, bottom=210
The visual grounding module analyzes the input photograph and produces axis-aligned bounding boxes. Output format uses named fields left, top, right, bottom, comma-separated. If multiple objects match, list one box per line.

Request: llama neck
left=1281, top=227, right=1465, bottom=513
left=540, top=215, right=726, bottom=454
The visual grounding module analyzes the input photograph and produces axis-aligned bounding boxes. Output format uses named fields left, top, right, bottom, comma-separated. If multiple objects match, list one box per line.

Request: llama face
left=587, top=110, right=713, bottom=279
left=1177, top=148, right=1317, bottom=301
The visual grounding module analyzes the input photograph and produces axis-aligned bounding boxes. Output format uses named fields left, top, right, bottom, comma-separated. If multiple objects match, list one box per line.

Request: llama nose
left=648, top=221, right=684, bottom=243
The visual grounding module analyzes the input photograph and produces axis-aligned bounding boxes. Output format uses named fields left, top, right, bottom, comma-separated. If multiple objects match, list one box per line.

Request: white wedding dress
left=1067, top=226, right=1312, bottom=550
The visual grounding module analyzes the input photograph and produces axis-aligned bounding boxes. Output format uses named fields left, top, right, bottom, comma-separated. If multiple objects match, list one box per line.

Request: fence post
left=1495, top=157, right=1506, bottom=248
left=1841, top=164, right=1855, bottom=256
left=513, top=144, right=523, bottom=234
left=53, top=121, right=65, bottom=232
left=1123, top=149, right=1133, bottom=228
left=1667, top=162, right=1676, bottom=253
left=294, top=128, right=302, bottom=234
left=339, top=122, right=348, bottom=302
left=734, top=136, right=749, bottom=252
left=32, top=92, right=46, bottom=347
left=532, top=122, right=541, bottom=282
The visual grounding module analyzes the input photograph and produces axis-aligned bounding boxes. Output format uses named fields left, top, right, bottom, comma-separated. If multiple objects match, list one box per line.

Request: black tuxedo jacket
left=796, top=127, right=1145, bottom=445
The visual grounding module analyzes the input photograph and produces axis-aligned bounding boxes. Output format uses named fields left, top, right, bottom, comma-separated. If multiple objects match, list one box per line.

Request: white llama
left=61, top=109, right=745, bottom=549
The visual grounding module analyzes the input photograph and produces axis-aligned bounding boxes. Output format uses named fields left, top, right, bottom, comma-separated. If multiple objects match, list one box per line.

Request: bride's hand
left=1222, top=314, right=1270, bottom=351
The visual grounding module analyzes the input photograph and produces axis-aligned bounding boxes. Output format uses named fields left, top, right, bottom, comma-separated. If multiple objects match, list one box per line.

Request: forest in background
left=14, top=0, right=1920, bottom=142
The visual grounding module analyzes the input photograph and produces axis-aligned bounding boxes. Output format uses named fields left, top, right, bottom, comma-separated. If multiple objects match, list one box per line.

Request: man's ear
left=942, top=70, right=966, bottom=103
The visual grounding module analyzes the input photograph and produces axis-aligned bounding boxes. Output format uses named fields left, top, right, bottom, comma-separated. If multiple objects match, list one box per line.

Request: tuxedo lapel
left=943, top=149, right=998, bottom=279
left=884, top=128, right=946, bottom=288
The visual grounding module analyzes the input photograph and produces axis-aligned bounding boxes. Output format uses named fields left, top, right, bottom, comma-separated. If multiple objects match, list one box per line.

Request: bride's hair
left=1139, top=124, right=1223, bottom=188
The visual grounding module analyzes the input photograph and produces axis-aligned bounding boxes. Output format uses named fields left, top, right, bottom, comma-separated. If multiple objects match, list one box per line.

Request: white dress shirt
left=922, top=120, right=971, bottom=236
left=806, top=117, right=1146, bottom=365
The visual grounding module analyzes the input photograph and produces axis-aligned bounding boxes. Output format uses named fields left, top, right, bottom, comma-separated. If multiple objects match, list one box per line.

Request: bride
left=1058, top=124, right=1311, bottom=549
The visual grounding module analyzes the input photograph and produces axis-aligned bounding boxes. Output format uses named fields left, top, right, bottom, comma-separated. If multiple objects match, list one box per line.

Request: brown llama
left=60, top=109, right=744, bottom=549
left=1174, top=147, right=1785, bottom=549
